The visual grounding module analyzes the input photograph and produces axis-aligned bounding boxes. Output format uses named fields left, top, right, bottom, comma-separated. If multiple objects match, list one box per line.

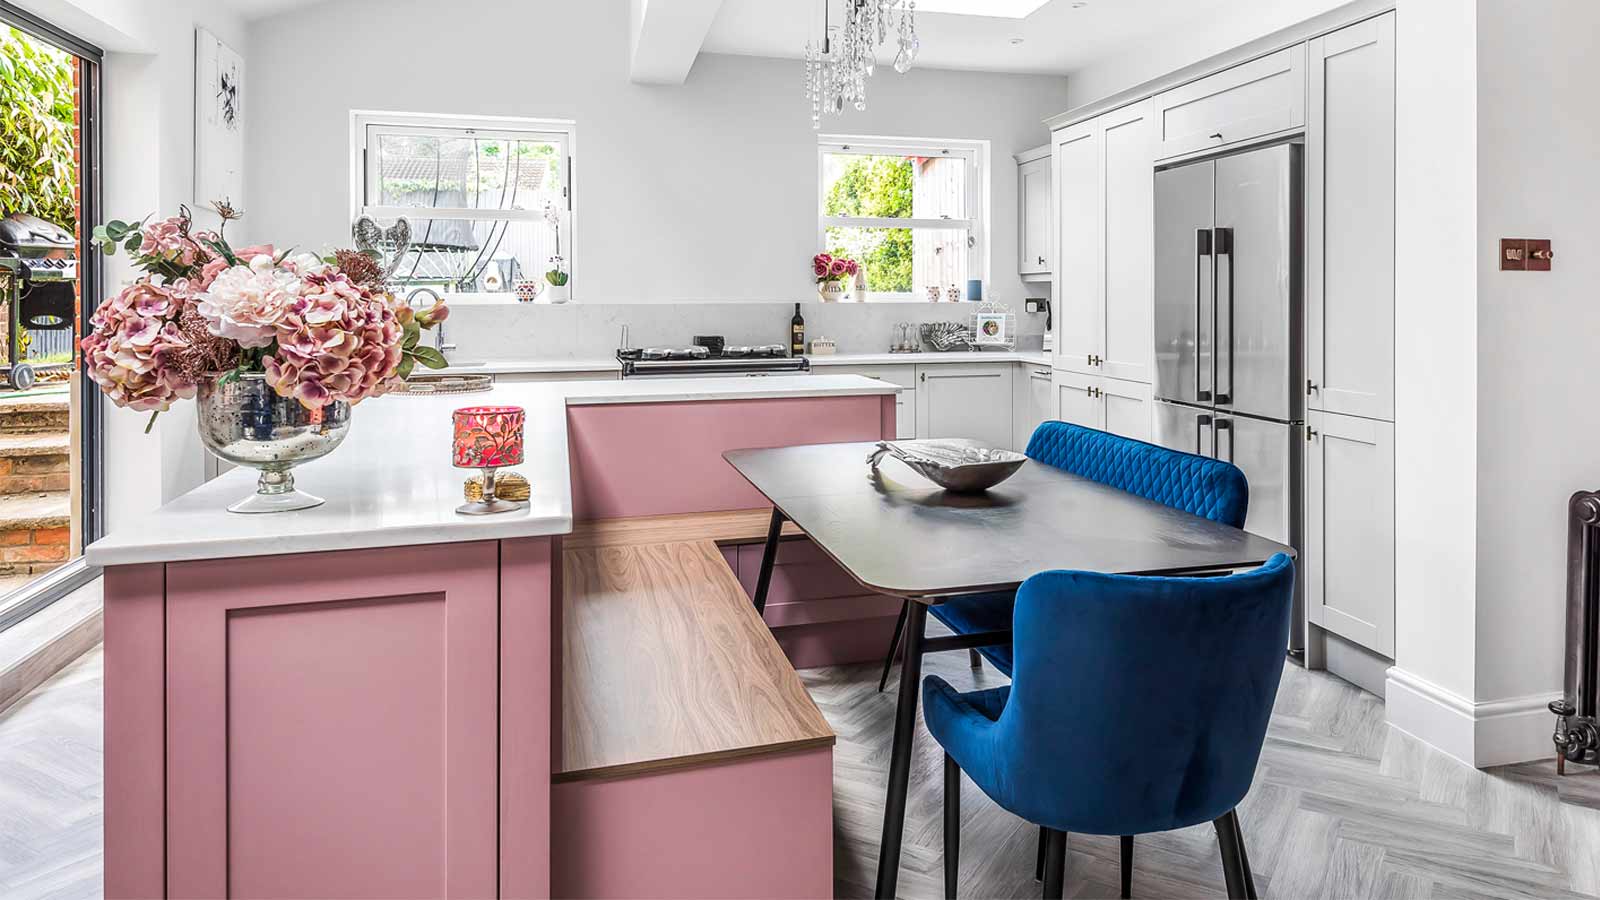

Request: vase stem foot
left=228, top=470, right=325, bottom=514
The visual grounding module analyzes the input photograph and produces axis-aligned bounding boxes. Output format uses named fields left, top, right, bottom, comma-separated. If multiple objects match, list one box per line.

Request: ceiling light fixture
left=804, top=1, right=919, bottom=129
left=915, top=0, right=1050, bottom=18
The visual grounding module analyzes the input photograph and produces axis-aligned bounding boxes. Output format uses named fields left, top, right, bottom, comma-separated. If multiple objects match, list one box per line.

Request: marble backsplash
left=443, top=300, right=1050, bottom=361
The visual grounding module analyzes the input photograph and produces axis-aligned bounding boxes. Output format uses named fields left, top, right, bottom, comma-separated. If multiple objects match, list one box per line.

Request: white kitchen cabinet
left=1013, top=363, right=1054, bottom=450
left=1152, top=44, right=1307, bottom=160
left=1305, top=410, right=1395, bottom=657
left=1053, top=122, right=1100, bottom=374
left=1050, top=102, right=1154, bottom=384
left=1099, top=101, right=1155, bottom=385
left=822, top=364, right=916, bottom=439
left=1052, top=371, right=1150, bottom=441
left=1053, top=370, right=1100, bottom=430
left=916, top=364, right=1013, bottom=448
left=1016, top=147, right=1053, bottom=279
left=1307, top=13, right=1395, bottom=422
left=1100, top=376, right=1153, bottom=442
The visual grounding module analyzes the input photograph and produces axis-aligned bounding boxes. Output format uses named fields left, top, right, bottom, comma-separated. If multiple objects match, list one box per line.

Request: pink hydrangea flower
left=263, top=273, right=403, bottom=409
left=80, top=281, right=197, bottom=413
left=138, top=217, right=208, bottom=269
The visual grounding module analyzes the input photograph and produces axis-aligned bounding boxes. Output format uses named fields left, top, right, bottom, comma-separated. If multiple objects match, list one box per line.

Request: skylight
left=913, top=0, right=1053, bottom=19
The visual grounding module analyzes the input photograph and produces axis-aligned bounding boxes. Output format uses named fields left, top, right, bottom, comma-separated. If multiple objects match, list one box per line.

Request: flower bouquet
left=82, top=203, right=450, bottom=512
left=812, top=252, right=857, bottom=302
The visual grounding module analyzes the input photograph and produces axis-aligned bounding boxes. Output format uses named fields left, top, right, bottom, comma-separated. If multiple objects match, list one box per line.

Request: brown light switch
left=1501, top=238, right=1554, bottom=271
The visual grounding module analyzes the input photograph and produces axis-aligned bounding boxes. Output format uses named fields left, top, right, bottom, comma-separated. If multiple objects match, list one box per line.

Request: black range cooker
left=617, top=343, right=810, bottom=378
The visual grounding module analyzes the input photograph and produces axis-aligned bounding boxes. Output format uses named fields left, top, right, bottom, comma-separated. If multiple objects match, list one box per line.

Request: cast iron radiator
left=1553, top=491, right=1600, bottom=773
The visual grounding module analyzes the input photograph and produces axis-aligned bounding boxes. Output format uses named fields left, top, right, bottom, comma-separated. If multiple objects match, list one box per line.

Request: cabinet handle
left=920, top=372, right=926, bottom=383
left=1306, top=379, right=1318, bottom=395
left=1094, top=387, right=1103, bottom=398
left=1209, top=132, right=1224, bottom=140
left=1037, top=256, right=1047, bottom=266
left=1306, top=426, right=1319, bottom=442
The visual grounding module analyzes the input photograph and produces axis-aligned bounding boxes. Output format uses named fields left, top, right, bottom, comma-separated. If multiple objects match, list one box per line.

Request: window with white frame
left=352, top=112, right=574, bottom=296
left=818, top=137, right=984, bottom=302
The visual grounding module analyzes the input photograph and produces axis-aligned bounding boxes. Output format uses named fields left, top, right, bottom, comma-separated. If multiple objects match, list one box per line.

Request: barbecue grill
left=0, top=213, right=78, bottom=390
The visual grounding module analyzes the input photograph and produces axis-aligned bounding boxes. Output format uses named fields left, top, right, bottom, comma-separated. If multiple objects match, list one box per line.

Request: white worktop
left=440, top=350, right=1050, bottom=376
left=85, top=375, right=897, bottom=567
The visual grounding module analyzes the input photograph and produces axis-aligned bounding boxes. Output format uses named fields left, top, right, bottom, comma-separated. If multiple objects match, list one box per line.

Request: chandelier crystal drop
left=804, top=0, right=918, bottom=129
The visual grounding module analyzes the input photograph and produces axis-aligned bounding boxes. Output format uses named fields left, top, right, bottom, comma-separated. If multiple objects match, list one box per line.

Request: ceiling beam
left=629, top=0, right=727, bottom=85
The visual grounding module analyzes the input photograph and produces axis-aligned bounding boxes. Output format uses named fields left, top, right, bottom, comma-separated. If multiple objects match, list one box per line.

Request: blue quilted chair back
left=1024, top=421, right=1249, bottom=528
left=922, top=553, right=1296, bottom=836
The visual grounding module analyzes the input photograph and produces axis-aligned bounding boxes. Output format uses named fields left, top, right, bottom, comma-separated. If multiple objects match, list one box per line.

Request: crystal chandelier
left=804, top=0, right=919, bottom=128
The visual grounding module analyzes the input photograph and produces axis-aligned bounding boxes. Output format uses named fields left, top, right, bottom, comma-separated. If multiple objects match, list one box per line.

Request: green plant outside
left=0, top=28, right=76, bottom=230
left=824, top=156, right=913, bottom=293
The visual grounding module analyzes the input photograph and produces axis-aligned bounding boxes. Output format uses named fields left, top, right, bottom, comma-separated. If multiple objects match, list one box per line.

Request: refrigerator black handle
left=1214, top=226, right=1234, bottom=407
left=1215, top=417, right=1233, bottom=463
left=1195, top=229, right=1213, bottom=404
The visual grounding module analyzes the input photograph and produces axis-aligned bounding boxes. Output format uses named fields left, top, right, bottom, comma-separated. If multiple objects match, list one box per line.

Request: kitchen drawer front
left=1153, top=44, right=1307, bottom=160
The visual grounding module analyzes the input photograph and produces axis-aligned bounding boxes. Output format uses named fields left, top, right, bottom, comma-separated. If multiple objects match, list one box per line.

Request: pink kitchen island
left=87, top=374, right=902, bottom=900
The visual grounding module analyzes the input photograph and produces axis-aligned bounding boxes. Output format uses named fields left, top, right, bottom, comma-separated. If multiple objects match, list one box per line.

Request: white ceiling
left=703, top=0, right=1248, bottom=76
left=219, top=0, right=320, bottom=18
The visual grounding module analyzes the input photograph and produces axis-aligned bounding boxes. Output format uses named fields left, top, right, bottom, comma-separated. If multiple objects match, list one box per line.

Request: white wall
left=14, top=0, right=246, bottom=531
left=244, top=0, right=1069, bottom=306
left=1060, top=0, right=1357, bottom=109
left=1473, top=0, right=1600, bottom=705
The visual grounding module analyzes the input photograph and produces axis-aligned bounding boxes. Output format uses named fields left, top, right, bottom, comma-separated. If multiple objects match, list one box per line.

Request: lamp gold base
left=455, top=497, right=525, bottom=516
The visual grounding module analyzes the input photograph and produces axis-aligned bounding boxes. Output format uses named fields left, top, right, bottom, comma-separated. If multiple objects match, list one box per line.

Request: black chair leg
left=944, top=754, right=960, bottom=899
left=1214, top=810, right=1252, bottom=900
left=1229, top=812, right=1257, bottom=899
left=1120, top=835, right=1133, bottom=899
left=1041, top=828, right=1067, bottom=899
left=1035, top=826, right=1045, bottom=881
left=969, top=648, right=983, bottom=669
left=878, top=601, right=908, bottom=692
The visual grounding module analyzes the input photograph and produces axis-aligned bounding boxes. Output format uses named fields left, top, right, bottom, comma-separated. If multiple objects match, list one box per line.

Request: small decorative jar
left=514, top=280, right=543, bottom=302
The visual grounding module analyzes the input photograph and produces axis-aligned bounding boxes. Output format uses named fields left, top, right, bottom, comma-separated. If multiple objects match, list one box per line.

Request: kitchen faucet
left=404, top=287, right=456, bottom=364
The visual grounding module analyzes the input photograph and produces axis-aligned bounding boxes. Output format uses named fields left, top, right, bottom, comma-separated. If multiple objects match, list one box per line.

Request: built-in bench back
left=1023, top=421, right=1249, bottom=528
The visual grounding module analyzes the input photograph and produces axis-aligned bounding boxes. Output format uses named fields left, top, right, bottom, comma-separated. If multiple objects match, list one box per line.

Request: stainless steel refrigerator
left=1151, top=142, right=1306, bottom=656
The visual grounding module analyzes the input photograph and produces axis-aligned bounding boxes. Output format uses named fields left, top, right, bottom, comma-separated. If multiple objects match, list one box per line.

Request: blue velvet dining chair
left=877, top=421, right=1251, bottom=689
left=924, top=552, right=1295, bottom=899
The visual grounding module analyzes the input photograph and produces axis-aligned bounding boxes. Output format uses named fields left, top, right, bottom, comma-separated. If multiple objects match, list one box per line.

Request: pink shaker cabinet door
left=164, top=542, right=501, bottom=900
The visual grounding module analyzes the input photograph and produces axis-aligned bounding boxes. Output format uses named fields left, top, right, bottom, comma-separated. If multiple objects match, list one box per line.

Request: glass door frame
left=0, top=1, right=104, bottom=632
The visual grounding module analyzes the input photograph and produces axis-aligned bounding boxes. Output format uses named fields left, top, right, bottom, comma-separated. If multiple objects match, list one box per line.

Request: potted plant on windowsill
left=813, top=252, right=857, bottom=302
left=544, top=201, right=570, bottom=303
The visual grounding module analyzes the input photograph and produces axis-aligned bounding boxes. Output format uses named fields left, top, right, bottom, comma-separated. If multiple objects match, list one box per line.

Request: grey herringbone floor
left=3, top=644, right=1599, bottom=899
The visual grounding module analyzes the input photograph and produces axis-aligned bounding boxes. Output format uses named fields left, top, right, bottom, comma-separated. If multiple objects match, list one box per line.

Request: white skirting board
left=1385, top=666, right=1561, bottom=768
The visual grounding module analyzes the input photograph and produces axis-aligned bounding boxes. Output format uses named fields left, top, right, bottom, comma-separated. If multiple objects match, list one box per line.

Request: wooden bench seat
left=556, top=519, right=834, bottom=783
left=560, top=508, right=803, bottom=550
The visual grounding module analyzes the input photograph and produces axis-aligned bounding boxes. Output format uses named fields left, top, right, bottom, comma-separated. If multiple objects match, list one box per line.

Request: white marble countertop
left=85, top=375, right=897, bottom=567
left=809, top=350, right=1050, bottom=367
left=440, top=350, right=1050, bottom=376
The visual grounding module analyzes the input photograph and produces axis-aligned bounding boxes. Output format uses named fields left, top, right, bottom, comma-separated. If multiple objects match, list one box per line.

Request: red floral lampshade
left=453, top=406, right=525, bottom=469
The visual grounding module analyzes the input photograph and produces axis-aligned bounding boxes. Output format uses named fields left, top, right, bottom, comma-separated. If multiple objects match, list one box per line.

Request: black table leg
left=752, top=507, right=785, bottom=615
left=875, top=600, right=927, bottom=899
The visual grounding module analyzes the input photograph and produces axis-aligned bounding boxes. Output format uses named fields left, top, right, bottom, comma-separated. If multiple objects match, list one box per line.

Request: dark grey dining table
left=724, top=441, right=1295, bottom=900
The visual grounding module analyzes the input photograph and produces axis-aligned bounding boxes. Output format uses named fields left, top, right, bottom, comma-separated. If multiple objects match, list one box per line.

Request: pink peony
left=196, top=254, right=304, bottom=348
left=80, top=281, right=197, bottom=413
left=844, top=259, right=859, bottom=276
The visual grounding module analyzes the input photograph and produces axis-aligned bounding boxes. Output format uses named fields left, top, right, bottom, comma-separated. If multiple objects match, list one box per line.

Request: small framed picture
left=973, top=312, right=1009, bottom=346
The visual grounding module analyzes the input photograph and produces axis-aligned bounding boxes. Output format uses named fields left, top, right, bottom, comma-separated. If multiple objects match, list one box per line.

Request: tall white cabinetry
left=1303, top=12, right=1397, bottom=669
left=1016, top=146, right=1053, bottom=280
left=1050, top=99, right=1155, bottom=436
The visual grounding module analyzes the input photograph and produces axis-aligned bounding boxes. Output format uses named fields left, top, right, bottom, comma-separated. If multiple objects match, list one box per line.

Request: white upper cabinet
left=1099, top=101, right=1155, bottom=385
left=916, top=364, right=1015, bottom=449
left=1307, top=13, right=1396, bottom=422
left=1152, top=44, right=1307, bottom=160
left=1017, top=149, right=1053, bottom=278
left=1051, top=102, right=1155, bottom=383
left=1305, top=410, right=1395, bottom=656
left=1053, top=122, right=1101, bottom=374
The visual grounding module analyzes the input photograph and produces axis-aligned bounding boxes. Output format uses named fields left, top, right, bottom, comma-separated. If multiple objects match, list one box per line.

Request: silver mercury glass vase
left=197, top=373, right=352, bottom=514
